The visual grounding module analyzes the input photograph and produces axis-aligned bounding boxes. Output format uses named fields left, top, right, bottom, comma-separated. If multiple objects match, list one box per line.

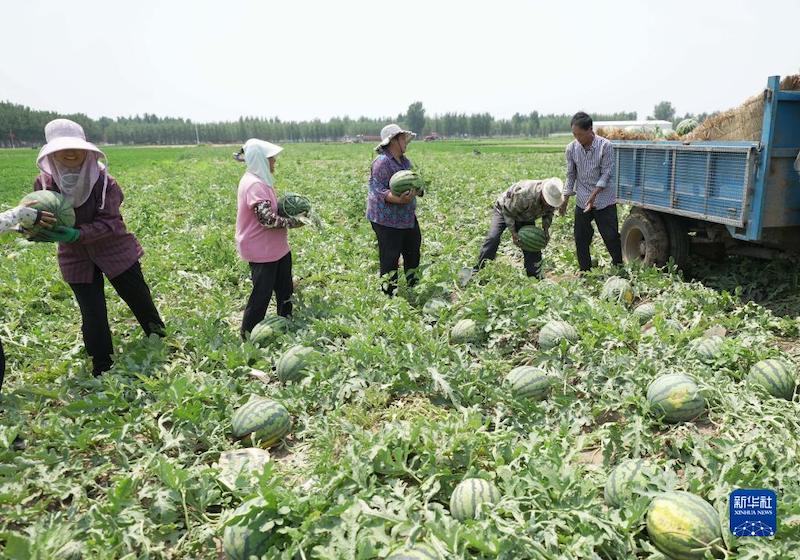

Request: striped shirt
left=564, top=135, right=616, bottom=210
left=35, top=171, right=144, bottom=284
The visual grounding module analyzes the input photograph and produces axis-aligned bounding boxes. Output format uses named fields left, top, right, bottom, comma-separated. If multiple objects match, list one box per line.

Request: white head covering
left=36, top=119, right=108, bottom=209
left=542, top=177, right=565, bottom=208
left=243, top=138, right=283, bottom=186
left=375, top=123, right=415, bottom=152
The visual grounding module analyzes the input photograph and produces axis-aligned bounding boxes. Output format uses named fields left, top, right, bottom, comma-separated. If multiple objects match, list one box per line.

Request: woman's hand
left=22, top=200, right=56, bottom=228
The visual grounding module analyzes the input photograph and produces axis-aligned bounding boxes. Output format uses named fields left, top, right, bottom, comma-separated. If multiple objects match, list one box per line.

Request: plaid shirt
left=0, top=206, right=38, bottom=233
left=366, top=152, right=416, bottom=229
left=495, top=180, right=554, bottom=232
left=564, top=135, right=616, bottom=210
left=35, top=172, right=143, bottom=284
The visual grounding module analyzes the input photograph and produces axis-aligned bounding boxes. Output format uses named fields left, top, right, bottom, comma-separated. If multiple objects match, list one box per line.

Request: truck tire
left=620, top=209, right=669, bottom=266
left=662, top=214, right=690, bottom=268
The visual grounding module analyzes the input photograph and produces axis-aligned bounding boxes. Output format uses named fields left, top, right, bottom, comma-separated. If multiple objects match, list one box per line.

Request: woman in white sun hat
left=366, top=123, right=423, bottom=296
left=235, top=138, right=304, bottom=339
left=29, top=118, right=164, bottom=377
left=466, top=177, right=564, bottom=282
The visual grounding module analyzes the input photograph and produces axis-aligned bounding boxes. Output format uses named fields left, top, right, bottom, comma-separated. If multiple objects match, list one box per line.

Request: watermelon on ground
left=633, top=302, right=656, bottom=324
left=538, top=320, right=578, bottom=349
left=223, top=498, right=272, bottom=560
left=449, top=478, right=501, bottom=521
left=604, top=459, right=656, bottom=507
left=646, top=491, right=723, bottom=560
left=249, top=316, right=289, bottom=346
left=504, top=366, right=553, bottom=400
left=386, top=544, right=440, bottom=560
left=450, top=319, right=480, bottom=343
left=647, top=373, right=705, bottom=423
left=689, top=335, right=724, bottom=361
left=601, top=276, right=634, bottom=306
left=747, top=358, right=796, bottom=400
left=276, top=345, right=315, bottom=383
left=231, top=396, right=291, bottom=447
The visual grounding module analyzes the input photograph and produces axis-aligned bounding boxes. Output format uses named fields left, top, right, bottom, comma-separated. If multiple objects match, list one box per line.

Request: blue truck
left=612, top=75, right=800, bottom=267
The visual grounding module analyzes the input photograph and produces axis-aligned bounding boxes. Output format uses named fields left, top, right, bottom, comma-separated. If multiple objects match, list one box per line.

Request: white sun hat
left=36, top=119, right=105, bottom=164
left=542, top=177, right=565, bottom=208
left=375, top=123, right=416, bottom=151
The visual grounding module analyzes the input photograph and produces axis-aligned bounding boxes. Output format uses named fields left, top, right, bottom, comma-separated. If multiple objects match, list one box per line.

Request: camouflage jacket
left=495, top=180, right=553, bottom=233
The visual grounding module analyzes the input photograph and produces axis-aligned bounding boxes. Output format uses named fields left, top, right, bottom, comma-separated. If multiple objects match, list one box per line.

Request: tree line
left=2, top=99, right=690, bottom=147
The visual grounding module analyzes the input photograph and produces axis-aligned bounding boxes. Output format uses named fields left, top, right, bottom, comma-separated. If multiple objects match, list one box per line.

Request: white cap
left=542, top=177, right=565, bottom=208
left=375, top=123, right=416, bottom=151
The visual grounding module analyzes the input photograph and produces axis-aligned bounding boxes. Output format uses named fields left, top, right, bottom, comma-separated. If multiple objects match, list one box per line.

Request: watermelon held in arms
left=231, top=396, right=291, bottom=447
left=19, top=191, right=75, bottom=233
left=504, top=366, right=553, bottom=400
left=276, top=345, right=315, bottom=383
left=601, top=276, right=635, bottom=306
left=538, top=320, right=578, bottom=350
left=277, top=192, right=311, bottom=217
left=386, top=543, right=440, bottom=560
left=449, top=478, right=501, bottom=521
left=516, top=225, right=548, bottom=251
left=646, top=491, right=724, bottom=560
left=747, top=358, right=796, bottom=400
left=450, top=318, right=480, bottom=343
left=223, top=497, right=272, bottom=560
left=249, top=316, right=289, bottom=346
left=389, top=170, right=426, bottom=195
left=646, top=373, right=705, bottom=423
left=604, top=459, right=657, bottom=507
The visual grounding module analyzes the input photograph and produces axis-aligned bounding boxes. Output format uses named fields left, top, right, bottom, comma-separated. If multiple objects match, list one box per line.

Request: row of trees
left=1, top=100, right=684, bottom=147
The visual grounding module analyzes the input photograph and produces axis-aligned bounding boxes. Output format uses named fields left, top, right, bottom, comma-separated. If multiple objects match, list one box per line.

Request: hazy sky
left=3, top=0, right=798, bottom=123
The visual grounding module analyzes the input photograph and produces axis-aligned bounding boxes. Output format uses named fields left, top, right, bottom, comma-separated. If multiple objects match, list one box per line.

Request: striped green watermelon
left=386, top=544, right=439, bottom=560
left=604, top=459, right=656, bottom=507
left=276, top=345, right=314, bottom=383
left=647, top=374, right=705, bottom=423
left=601, top=276, right=634, bottom=306
left=223, top=497, right=271, bottom=560
left=504, top=366, right=553, bottom=400
left=390, top=170, right=425, bottom=195
left=19, top=190, right=75, bottom=233
left=633, top=302, right=656, bottom=324
left=538, top=320, right=578, bottom=350
left=517, top=225, right=548, bottom=251
left=450, top=319, right=480, bottom=343
left=676, top=118, right=699, bottom=137
left=231, top=396, right=291, bottom=447
left=277, top=192, right=311, bottom=217
left=422, top=297, right=450, bottom=318
left=449, top=478, right=501, bottom=521
left=249, top=316, right=289, bottom=346
left=690, top=336, right=724, bottom=361
left=646, top=491, right=723, bottom=560
left=747, top=358, right=796, bottom=400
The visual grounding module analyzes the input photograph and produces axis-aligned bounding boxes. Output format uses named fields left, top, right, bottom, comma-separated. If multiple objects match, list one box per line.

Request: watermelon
left=604, top=459, right=656, bottom=507
left=422, top=297, right=450, bottom=318
left=19, top=191, right=75, bottom=233
left=389, top=170, right=425, bottom=195
left=450, top=319, right=480, bottom=343
left=676, top=118, right=699, bottom=137
left=601, top=276, right=634, bottom=306
left=504, top=366, right=553, bottom=400
left=231, top=396, right=291, bottom=447
left=538, top=320, right=578, bottom=350
left=277, top=192, right=311, bottom=217
left=276, top=345, right=314, bottom=383
left=449, top=478, right=501, bottom=521
left=633, top=302, right=656, bottom=324
left=249, top=316, right=289, bottom=346
left=516, top=225, right=548, bottom=252
left=223, top=497, right=271, bottom=560
left=646, top=491, right=723, bottom=560
left=690, top=336, right=724, bottom=361
left=647, top=373, right=705, bottom=423
left=386, top=544, right=440, bottom=560
left=747, top=358, right=796, bottom=400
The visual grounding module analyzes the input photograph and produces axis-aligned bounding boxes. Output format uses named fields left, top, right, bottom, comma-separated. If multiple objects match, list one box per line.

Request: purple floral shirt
left=366, top=152, right=416, bottom=229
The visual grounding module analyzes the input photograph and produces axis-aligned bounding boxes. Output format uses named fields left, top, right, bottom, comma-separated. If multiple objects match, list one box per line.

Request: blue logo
left=729, top=489, right=777, bottom=537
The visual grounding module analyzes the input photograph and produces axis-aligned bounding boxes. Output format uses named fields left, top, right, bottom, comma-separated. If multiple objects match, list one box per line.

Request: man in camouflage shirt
left=470, top=177, right=565, bottom=280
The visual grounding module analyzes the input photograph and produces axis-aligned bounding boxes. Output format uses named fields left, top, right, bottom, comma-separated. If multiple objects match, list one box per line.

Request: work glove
left=32, top=225, right=80, bottom=244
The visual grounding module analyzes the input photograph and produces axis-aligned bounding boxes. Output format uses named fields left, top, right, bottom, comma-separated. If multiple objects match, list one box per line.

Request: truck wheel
left=663, top=215, right=689, bottom=268
left=620, top=210, right=669, bottom=266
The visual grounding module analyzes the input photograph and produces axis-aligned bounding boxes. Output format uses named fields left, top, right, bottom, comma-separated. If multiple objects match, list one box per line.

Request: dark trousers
left=70, top=262, right=165, bottom=375
left=475, top=207, right=542, bottom=278
left=241, top=252, right=293, bottom=338
left=370, top=220, right=422, bottom=295
left=574, top=204, right=623, bottom=271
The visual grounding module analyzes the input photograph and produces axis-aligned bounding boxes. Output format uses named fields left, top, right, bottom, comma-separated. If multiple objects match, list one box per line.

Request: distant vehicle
left=424, top=132, right=441, bottom=142
left=612, top=75, right=800, bottom=267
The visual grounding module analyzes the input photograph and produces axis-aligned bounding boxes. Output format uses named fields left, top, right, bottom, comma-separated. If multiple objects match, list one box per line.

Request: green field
left=1, top=142, right=799, bottom=559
